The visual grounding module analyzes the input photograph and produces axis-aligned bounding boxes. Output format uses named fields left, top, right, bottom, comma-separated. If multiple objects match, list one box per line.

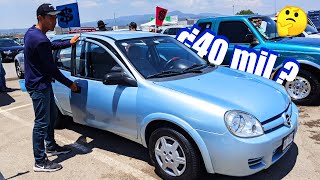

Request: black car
left=0, top=38, right=24, bottom=63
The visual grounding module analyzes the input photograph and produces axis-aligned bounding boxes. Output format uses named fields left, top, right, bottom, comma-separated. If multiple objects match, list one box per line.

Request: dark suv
left=0, top=38, right=24, bottom=63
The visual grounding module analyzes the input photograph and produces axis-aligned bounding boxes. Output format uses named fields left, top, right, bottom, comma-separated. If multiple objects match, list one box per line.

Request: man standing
left=97, top=20, right=107, bottom=31
left=24, top=3, right=79, bottom=172
left=129, top=22, right=137, bottom=31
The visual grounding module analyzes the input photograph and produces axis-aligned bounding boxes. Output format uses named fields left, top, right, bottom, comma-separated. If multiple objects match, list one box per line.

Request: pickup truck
left=196, top=15, right=320, bottom=105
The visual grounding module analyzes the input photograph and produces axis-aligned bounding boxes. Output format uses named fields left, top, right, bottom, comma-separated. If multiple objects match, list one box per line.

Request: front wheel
left=15, top=61, right=24, bottom=79
left=284, top=69, right=320, bottom=105
left=149, top=128, right=201, bottom=180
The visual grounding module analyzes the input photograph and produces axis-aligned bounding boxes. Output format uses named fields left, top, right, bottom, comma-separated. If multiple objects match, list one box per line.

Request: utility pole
left=233, top=0, right=235, bottom=15
left=233, top=5, right=235, bottom=15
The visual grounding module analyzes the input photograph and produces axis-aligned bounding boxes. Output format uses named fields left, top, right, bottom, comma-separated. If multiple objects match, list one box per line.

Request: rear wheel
left=149, top=128, right=201, bottom=180
left=15, top=61, right=24, bottom=79
left=284, top=69, right=320, bottom=105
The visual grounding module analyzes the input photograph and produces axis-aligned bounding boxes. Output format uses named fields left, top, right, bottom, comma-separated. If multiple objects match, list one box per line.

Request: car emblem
left=284, top=114, right=291, bottom=127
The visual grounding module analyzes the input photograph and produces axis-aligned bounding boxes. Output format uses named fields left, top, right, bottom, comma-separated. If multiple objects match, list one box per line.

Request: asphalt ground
left=0, top=62, right=319, bottom=180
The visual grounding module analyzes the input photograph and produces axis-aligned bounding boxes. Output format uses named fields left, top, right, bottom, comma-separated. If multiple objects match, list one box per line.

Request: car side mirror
left=103, top=72, right=137, bottom=87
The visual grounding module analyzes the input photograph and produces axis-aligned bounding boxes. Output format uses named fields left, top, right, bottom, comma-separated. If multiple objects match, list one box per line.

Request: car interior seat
left=90, top=47, right=117, bottom=79
left=127, top=45, right=157, bottom=77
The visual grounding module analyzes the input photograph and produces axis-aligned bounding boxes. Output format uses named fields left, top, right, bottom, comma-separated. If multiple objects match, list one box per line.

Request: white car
left=160, top=26, right=187, bottom=38
left=272, top=17, right=320, bottom=38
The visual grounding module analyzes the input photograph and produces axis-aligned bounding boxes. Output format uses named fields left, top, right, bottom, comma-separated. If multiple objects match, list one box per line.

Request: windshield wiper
left=147, top=67, right=203, bottom=79
left=147, top=70, right=183, bottom=78
left=182, top=64, right=207, bottom=72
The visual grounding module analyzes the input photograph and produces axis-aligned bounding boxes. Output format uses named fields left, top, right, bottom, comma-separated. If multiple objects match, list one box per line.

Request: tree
left=236, top=9, right=255, bottom=15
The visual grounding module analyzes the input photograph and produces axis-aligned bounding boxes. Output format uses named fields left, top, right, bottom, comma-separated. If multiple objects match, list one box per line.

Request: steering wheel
left=163, top=57, right=181, bottom=70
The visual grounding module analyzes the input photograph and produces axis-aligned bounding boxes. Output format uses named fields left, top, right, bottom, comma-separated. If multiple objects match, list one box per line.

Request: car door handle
left=74, top=86, right=81, bottom=94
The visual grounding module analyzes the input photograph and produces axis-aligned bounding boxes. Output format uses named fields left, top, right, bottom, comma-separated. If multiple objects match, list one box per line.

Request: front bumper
left=197, top=103, right=299, bottom=176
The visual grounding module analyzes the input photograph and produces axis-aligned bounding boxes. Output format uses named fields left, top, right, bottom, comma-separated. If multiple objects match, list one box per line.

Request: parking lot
left=0, top=63, right=319, bottom=180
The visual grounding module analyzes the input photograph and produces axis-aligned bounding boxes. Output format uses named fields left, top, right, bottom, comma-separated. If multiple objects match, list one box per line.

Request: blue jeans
left=0, top=66, right=5, bottom=89
left=0, top=73, right=5, bottom=89
left=28, top=85, right=58, bottom=164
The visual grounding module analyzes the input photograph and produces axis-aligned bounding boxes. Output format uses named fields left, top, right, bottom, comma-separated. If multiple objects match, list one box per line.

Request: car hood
left=154, top=67, right=290, bottom=122
left=0, top=46, right=23, bottom=51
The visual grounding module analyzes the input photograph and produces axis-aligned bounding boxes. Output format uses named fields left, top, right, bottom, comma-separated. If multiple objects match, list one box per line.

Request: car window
left=163, top=29, right=170, bottom=34
left=85, top=42, right=118, bottom=80
left=198, top=22, right=212, bottom=35
left=117, top=37, right=207, bottom=78
left=0, top=39, right=21, bottom=47
left=218, top=21, right=251, bottom=43
left=74, top=41, right=86, bottom=77
left=168, top=28, right=180, bottom=35
left=56, top=47, right=72, bottom=71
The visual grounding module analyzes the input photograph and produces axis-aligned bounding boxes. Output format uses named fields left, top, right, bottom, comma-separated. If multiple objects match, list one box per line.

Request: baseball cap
left=97, top=20, right=106, bottom=28
left=36, top=3, right=61, bottom=16
left=129, top=22, right=137, bottom=28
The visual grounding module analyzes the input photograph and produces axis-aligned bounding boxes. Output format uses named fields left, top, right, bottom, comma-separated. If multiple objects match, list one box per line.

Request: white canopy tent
left=140, top=19, right=177, bottom=27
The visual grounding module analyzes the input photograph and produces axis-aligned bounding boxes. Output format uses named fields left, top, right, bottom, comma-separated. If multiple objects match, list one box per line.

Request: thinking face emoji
left=277, top=6, right=307, bottom=37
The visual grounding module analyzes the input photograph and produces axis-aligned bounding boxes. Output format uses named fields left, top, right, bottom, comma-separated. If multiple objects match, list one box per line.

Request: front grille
left=261, top=102, right=292, bottom=134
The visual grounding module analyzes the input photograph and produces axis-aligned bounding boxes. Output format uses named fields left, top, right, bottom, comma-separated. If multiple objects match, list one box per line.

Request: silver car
left=14, top=50, right=24, bottom=79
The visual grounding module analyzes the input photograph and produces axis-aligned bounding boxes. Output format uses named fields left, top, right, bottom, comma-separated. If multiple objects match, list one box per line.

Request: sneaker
left=46, top=145, right=72, bottom=156
left=33, top=158, right=62, bottom=172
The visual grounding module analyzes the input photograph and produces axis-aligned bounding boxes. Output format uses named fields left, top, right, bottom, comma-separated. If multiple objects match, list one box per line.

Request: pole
left=233, top=5, right=235, bottom=15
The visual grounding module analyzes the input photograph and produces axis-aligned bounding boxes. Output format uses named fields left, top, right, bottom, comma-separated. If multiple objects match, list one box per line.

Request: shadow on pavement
left=4, top=171, right=30, bottom=180
left=54, top=122, right=298, bottom=179
left=0, top=92, right=15, bottom=107
left=52, top=122, right=151, bottom=165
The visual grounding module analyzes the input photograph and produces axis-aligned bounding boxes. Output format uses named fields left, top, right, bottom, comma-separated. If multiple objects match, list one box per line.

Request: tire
left=54, top=106, right=71, bottom=129
left=15, top=61, right=24, bottom=79
left=284, top=69, right=320, bottom=105
left=149, top=128, right=201, bottom=180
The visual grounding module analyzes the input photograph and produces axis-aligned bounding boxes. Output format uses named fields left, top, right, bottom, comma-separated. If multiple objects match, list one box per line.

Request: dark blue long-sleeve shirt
left=24, top=25, right=73, bottom=91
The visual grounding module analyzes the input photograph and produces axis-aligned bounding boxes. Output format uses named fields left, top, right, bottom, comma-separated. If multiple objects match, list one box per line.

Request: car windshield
left=0, top=39, right=21, bottom=47
left=117, top=37, right=208, bottom=78
left=249, top=16, right=280, bottom=40
left=305, top=24, right=318, bottom=35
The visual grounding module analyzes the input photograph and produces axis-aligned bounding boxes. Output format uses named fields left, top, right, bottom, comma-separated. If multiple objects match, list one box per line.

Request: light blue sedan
left=51, top=31, right=298, bottom=179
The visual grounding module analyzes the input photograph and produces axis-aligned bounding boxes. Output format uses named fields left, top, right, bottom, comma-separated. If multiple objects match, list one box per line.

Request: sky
left=0, top=0, right=319, bottom=29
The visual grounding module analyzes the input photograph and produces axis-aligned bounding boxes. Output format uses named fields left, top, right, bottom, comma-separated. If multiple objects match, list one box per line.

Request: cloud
left=78, top=0, right=99, bottom=8
left=107, top=0, right=119, bottom=4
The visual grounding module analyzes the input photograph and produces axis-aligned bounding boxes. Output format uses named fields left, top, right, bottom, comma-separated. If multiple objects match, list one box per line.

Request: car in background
left=308, top=10, right=320, bottom=31
left=13, top=37, right=24, bottom=46
left=197, top=15, right=320, bottom=105
left=50, top=31, right=298, bottom=179
left=14, top=50, right=24, bottom=79
left=0, top=38, right=24, bottom=63
left=160, top=25, right=187, bottom=37
left=271, top=17, right=320, bottom=38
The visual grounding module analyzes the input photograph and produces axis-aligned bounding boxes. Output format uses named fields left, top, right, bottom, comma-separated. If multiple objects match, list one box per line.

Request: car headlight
left=224, top=111, right=264, bottom=138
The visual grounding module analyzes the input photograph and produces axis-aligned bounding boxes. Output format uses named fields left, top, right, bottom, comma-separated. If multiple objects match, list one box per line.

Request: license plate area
left=282, top=131, right=294, bottom=151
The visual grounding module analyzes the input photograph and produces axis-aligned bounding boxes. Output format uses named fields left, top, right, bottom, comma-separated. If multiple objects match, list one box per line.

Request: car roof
left=52, top=31, right=167, bottom=41
left=198, top=15, right=265, bottom=22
